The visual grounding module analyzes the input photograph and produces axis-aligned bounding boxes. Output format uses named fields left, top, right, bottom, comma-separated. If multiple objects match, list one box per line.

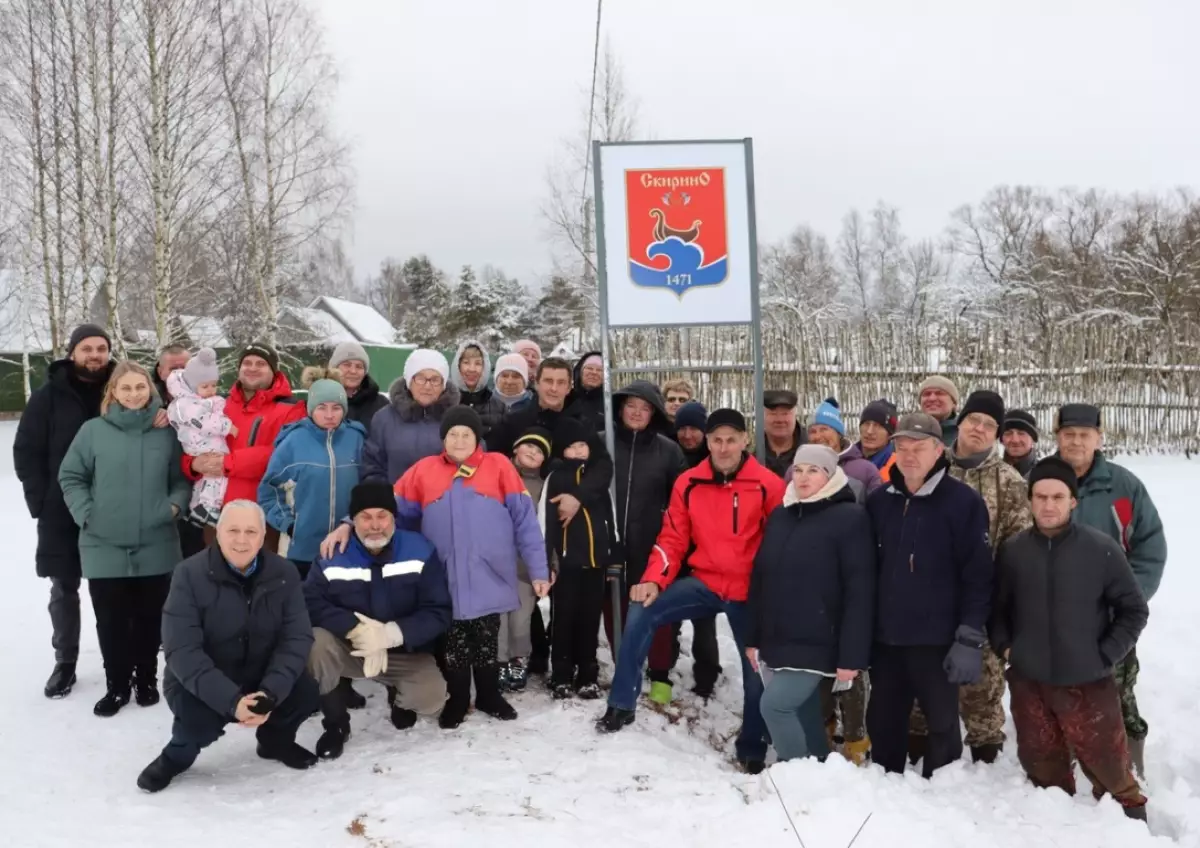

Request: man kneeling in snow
left=304, top=481, right=452, bottom=759
left=138, top=501, right=319, bottom=793
left=990, top=458, right=1149, bottom=821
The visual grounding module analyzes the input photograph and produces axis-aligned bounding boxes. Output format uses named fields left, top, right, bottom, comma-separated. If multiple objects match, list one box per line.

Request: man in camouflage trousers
left=910, top=390, right=1032, bottom=764
left=1055, top=403, right=1166, bottom=777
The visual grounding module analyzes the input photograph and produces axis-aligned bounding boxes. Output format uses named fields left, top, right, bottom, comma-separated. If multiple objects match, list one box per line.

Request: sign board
left=595, top=140, right=756, bottom=327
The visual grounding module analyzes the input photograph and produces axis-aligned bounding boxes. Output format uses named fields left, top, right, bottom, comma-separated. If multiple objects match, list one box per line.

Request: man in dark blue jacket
left=304, top=481, right=452, bottom=759
left=865, top=413, right=994, bottom=778
left=137, top=501, right=319, bottom=793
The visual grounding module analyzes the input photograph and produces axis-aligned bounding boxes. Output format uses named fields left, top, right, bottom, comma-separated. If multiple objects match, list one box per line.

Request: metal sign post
left=592, top=138, right=765, bottom=658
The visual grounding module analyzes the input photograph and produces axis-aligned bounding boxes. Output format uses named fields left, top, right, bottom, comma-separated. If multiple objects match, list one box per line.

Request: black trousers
left=530, top=603, right=550, bottom=662
left=659, top=615, right=722, bottom=689
left=161, top=674, right=319, bottom=769
left=550, top=569, right=606, bottom=687
left=443, top=614, right=501, bottom=671
left=88, top=575, right=172, bottom=687
left=49, top=576, right=82, bottom=663
left=867, top=643, right=962, bottom=777
left=178, top=519, right=207, bottom=560
left=289, top=559, right=312, bottom=582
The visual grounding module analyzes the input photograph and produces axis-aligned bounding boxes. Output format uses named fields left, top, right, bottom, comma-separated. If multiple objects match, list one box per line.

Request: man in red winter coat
left=597, top=408, right=785, bottom=774
left=185, top=343, right=305, bottom=551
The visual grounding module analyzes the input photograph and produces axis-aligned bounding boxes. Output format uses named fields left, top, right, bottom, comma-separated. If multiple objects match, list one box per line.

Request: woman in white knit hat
left=360, top=349, right=459, bottom=484
left=492, top=353, right=533, bottom=410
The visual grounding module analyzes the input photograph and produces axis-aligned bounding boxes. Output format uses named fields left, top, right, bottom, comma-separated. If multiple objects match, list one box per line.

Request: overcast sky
left=315, top=0, right=1200, bottom=289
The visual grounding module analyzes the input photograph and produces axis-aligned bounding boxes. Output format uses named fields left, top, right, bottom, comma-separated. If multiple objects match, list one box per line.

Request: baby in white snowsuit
left=166, top=347, right=234, bottom=526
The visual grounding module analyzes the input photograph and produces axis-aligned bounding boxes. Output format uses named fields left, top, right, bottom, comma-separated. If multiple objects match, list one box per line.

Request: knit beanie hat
left=809, top=398, right=846, bottom=437
left=674, top=401, right=708, bottom=432
left=860, top=398, right=898, bottom=435
left=919, top=375, right=960, bottom=407
left=349, top=481, right=397, bottom=518
left=960, top=390, right=1005, bottom=429
left=239, top=342, right=279, bottom=374
left=308, top=378, right=348, bottom=414
left=1029, top=456, right=1079, bottom=498
left=404, top=349, right=450, bottom=388
left=67, top=323, right=111, bottom=355
left=514, top=426, right=553, bottom=461
left=579, top=352, right=602, bottom=371
left=513, top=339, right=542, bottom=358
left=493, top=353, right=529, bottom=386
left=792, top=444, right=839, bottom=478
left=1003, top=409, right=1039, bottom=442
left=553, top=416, right=594, bottom=457
left=329, top=341, right=370, bottom=371
left=182, top=347, right=220, bottom=391
left=440, top=405, right=483, bottom=444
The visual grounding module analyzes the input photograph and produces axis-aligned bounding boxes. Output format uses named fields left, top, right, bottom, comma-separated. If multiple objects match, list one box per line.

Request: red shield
left=624, top=167, right=729, bottom=295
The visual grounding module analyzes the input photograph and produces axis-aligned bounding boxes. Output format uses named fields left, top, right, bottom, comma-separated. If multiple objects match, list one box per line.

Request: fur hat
left=182, top=347, right=219, bottom=392
left=403, top=349, right=450, bottom=388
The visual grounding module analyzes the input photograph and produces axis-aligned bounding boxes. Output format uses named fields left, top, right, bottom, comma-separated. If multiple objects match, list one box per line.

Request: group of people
left=14, top=327, right=1166, bottom=823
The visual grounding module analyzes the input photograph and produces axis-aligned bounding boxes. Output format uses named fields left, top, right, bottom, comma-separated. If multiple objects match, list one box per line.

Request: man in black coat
left=610, top=381, right=689, bottom=701
left=864, top=413, right=994, bottom=778
left=14, top=324, right=115, bottom=699
left=990, top=457, right=1149, bottom=820
left=153, top=344, right=207, bottom=560
left=136, top=500, right=319, bottom=793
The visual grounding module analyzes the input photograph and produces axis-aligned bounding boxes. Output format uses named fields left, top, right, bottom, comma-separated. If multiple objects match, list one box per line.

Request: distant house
left=310, top=296, right=399, bottom=345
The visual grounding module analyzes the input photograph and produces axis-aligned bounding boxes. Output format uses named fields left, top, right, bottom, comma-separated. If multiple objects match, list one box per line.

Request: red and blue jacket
left=394, top=447, right=548, bottom=620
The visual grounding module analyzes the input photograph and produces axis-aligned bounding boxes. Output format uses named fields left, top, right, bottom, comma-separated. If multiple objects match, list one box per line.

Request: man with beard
left=673, top=401, right=709, bottom=468
left=16, top=324, right=116, bottom=698
left=185, top=343, right=306, bottom=552
left=329, top=341, right=389, bottom=431
left=153, top=344, right=207, bottom=559
left=1002, top=409, right=1039, bottom=480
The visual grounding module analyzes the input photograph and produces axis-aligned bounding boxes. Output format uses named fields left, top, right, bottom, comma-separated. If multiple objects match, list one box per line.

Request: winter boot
left=843, top=737, right=871, bottom=766
left=1123, top=804, right=1148, bottom=823
left=576, top=683, right=602, bottom=700
left=527, top=651, right=549, bottom=676
left=256, top=740, right=318, bottom=770
left=649, top=681, right=673, bottom=706
left=596, top=706, right=635, bottom=733
left=506, top=657, right=529, bottom=692
left=391, top=706, right=417, bottom=730
left=474, top=664, right=518, bottom=721
left=692, top=680, right=715, bottom=700
left=907, top=732, right=928, bottom=766
left=971, top=743, right=1003, bottom=764
left=316, top=688, right=352, bottom=760
left=739, top=759, right=766, bottom=775
left=552, top=683, right=574, bottom=700
left=44, top=662, right=77, bottom=699
left=1129, top=737, right=1146, bottom=779
left=94, top=681, right=132, bottom=717
left=439, top=667, right=472, bottom=730
left=136, top=753, right=188, bottom=793
left=337, top=677, right=367, bottom=710
left=134, top=666, right=160, bottom=707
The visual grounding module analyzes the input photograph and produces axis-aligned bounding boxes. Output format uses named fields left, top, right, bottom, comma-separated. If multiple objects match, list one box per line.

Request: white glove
left=349, top=612, right=405, bottom=653
left=360, top=648, right=388, bottom=678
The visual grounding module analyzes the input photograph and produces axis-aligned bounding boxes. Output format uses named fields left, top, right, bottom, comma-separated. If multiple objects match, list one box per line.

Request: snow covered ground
left=1, top=423, right=1195, bottom=847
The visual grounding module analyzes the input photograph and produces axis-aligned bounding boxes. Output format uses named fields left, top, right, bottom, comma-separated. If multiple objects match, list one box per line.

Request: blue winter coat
left=258, top=417, right=367, bottom=563
left=361, top=379, right=461, bottom=484
left=866, top=461, right=993, bottom=647
left=304, top=529, right=452, bottom=652
left=747, top=482, right=876, bottom=673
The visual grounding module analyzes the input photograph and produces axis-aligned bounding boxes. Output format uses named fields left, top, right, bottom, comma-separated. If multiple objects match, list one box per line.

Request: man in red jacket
left=186, top=343, right=305, bottom=552
left=597, top=408, right=785, bottom=773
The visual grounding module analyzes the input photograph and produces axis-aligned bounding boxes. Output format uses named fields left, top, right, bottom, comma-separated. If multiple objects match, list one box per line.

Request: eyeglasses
left=666, top=395, right=689, bottom=404
left=412, top=375, right=444, bottom=387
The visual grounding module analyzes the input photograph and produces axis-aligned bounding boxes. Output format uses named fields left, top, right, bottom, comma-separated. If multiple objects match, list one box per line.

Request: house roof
left=310, top=296, right=397, bottom=345
left=178, top=315, right=231, bottom=349
left=281, top=305, right=359, bottom=345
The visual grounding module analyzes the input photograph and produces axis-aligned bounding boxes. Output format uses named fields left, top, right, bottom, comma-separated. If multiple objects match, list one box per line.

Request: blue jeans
left=759, top=669, right=829, bottom=761
left=608, top=577, right=767, bottom=762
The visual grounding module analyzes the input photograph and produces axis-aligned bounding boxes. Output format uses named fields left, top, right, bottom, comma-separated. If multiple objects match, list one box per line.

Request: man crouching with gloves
left=304, top=481, right=452, bottom=759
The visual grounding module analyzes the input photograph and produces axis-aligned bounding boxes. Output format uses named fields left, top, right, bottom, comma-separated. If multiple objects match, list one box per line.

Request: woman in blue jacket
left=259, top=380, right=366, bottom=579
left=745, top=445, right=876, bottom=762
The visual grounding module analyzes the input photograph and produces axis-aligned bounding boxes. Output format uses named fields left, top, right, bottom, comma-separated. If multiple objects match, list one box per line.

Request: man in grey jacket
left=990, top=458, right=1149, bottom=821
left=136, top=501, right=319, bottom=793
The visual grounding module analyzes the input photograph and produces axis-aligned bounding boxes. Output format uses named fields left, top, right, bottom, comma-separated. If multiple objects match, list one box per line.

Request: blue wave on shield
left=629, top=236, right=728, bottom=294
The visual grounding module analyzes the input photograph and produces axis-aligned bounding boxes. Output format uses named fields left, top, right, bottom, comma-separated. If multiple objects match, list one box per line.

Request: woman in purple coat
left=785, top=399, right=883, bottom=505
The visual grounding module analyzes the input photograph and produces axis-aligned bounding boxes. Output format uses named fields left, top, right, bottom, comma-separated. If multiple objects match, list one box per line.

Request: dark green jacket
left=58, top=398, right=191, bottom=580
left=1071, top=452, right=1167, bottom=601
left=938, top=413, right=959, bottom=448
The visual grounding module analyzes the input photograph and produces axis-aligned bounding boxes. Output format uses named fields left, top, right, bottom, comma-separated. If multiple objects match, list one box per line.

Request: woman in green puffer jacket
left=58, top=360, right=191, bottom=718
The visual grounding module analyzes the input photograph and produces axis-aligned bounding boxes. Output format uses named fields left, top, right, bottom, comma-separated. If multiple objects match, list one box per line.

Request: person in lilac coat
left=785, top=399, right=883, bottom=504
